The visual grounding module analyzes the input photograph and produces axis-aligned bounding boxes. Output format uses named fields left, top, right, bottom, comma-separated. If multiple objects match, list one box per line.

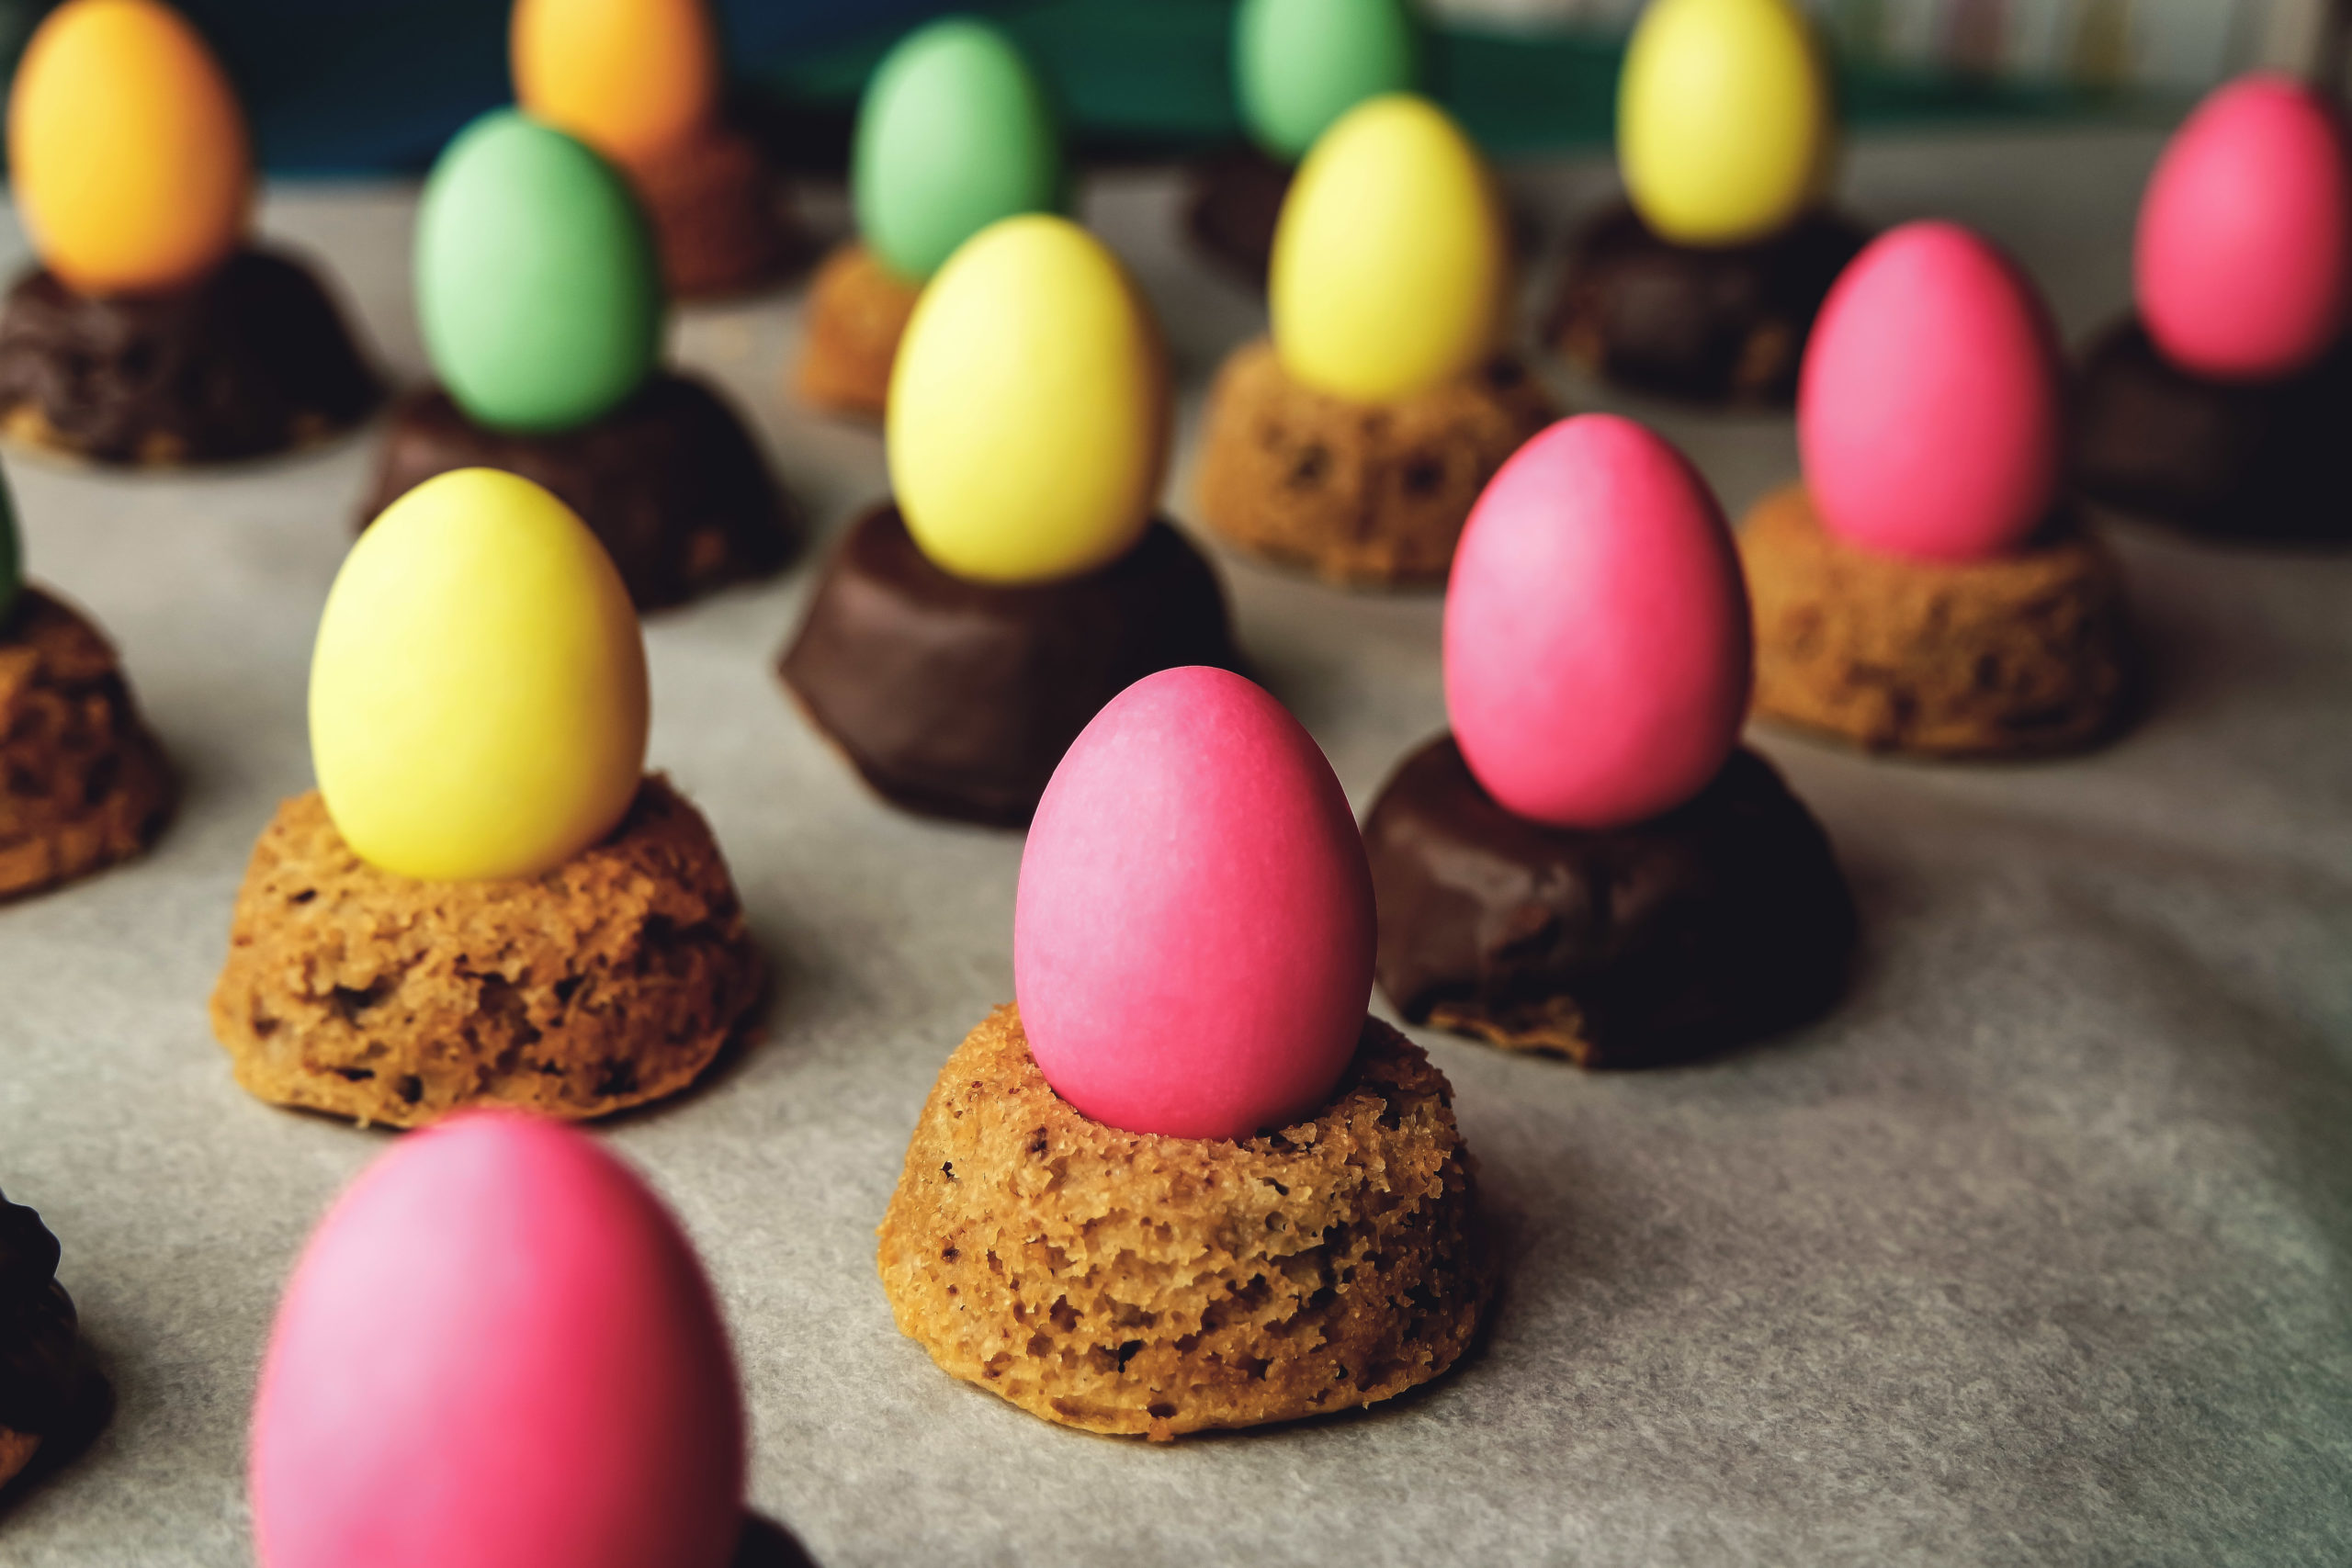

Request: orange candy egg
left=7, top=0, right=251, bottom=297
left=511, top=0, right=718, bottom=167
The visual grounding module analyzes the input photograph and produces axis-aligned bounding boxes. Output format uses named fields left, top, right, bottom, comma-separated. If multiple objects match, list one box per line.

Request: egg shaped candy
left=1271, top=94, right=1508, bottom=403
left=512, top=0, right=718, bottom=167
left=854, top=17, right=1062, bottom=282
left=416, top=110, right=663, bottom=433
left=888, top=214, right=1165, bottom=583
left=251, top=1111, right=743, bottom=1568
left=1234, top=0, right=1419, bottom=163
left=1446, top=415, right=1750, bottom=829
left=313, top=469, right=648, bottom=883
left=1618, top=0, right=1831, bottom=247
left=1798, top=221, right=2062, bottom=562
left=6, top=0, right=250, bottom=297
left=2137, top=74, right=2352, bottom=382
left=1015, top=667, right=1375, bottom=1142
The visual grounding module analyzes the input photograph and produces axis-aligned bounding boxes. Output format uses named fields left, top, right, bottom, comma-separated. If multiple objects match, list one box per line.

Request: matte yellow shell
left=511, top=0, right=718, bottom=165
left=1618, top=0, right=1833, bottom=247
left=312, top=469, right=649, bottom=883
left=887, top=215, right=1168, bottom=584
left=1269, top=94, right=1507, bottom=403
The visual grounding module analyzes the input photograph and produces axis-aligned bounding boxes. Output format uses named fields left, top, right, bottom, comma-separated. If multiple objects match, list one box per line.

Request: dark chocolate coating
left=779, top=505, right=1239, bottom=828
left=2072, top=316, right=2352, bottom=546
left=1365, top=738, right=1854, bottom=1067
left=0, top=249, right=381, bottom=465
left=1184, top=147, right=1293, bottom=289
left=0, top=1189, right=77, bottom=1437
left=360, top=374, right=798, bottom=612
left=1546, top=204, right=1869, bottom=407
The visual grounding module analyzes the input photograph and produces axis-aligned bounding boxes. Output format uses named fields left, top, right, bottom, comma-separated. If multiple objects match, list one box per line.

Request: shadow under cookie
left=793, top=242, right=920, bottom=419
left=876, top=1005, right=1490, bottom=1440
left=209, top=775, right=761, bottom=1129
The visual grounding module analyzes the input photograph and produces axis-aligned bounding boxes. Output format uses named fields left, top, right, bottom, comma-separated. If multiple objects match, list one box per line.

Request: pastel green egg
left=313, top=468, right=649, bottom=883
left=415, top=109, right=662, bottom=433
left=853, top=17, right=1061, bottom=283
left=1618, top=0, right=1832, bottom=247
left=1234, top=0, right=1419, bottom=163
left=0, top=471, right=18, bottom=627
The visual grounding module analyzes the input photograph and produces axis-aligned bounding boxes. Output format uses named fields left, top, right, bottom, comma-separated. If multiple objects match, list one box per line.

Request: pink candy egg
left=1798, top=220, right=2063, bottom=562
left=1444, top=414, right=1750, bottom=829
left=1014, top=667, right=1374, bottom=1142
left=2137, top=73, right=2352, bottom=381
left=251, top=1112, right=743, bottom=1568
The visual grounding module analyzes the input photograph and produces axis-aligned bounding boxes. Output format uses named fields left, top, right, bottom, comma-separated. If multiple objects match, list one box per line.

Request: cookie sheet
left=0, top=130, right=2346, bottom=1568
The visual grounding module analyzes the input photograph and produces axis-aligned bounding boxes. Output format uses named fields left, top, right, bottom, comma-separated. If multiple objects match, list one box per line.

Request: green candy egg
left=853, top=17, right=1061, bottom=283
left=0, top=470, right=17, bottom=628
left=1235, top=0, right=1419, bottom=163
left=415, top=109, right=662, bottom=434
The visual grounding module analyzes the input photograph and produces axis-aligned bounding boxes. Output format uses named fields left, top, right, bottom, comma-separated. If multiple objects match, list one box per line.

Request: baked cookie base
left=780, top=504, right=1237, bottom=827
left=1194, top=338, right=1559, bottom=586
left=0, top=249, right=380, bottom=466
left=360, top=374, right=797, bottom=612
left=793, top=242, right=921, bottom=419
left=877, top=1005, right=1490, bottom=1440
left=1547, top=204, right=1868, bottom=407
left=1366, top=738, right=1853, bottom=1067
left=0, top=589, right=174, bottom=900
left=1183, top=146, right=1292, bottom=288
left=2072, top=316, right=2352, bottom=546
left=209, top=775, right=761, bottom=1129
left=1741, top=485, right=2134, bottom=757
left=626, top=124, right=798, bottom=301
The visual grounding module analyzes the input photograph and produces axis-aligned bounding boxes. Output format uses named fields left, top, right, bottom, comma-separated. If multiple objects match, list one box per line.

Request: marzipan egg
left=1618, top=0, right=1831, bottom=247
left=416, top=110, right=662, bottom=434
left=512, top=0, right=718, bottom=166
left=251, top=1112, right=743, bottom=1568
left=1234, top=0, right=1419, bottom=163
left=6, top=0, right=250, bottom=296
left=2137, top=73, right=2352, bottom=381
left=1445, top=415, right=1750, bottom=829
left=313, top=469, right=648, bottom=883
left=1271, top=94, right=1507, bottom=402
left=1015, top=667, right=1375, bottom=1141
left=1799, top=220, right=2062, bottom=562
left=854, top=17, right=1062, bottom=282
left=888, top=214, right=1165, bottom=584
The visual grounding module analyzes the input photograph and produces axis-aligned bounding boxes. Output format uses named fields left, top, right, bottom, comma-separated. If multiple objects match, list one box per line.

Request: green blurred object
left=1233, top=0, right=1419, bottom=161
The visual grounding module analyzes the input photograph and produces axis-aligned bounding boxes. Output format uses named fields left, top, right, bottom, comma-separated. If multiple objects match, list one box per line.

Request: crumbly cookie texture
left=210, top=775, right=760, bottom=1129
left=877, top=1005, right=1491, bottom=1441
left=1194, top=338, right=1558, bottom=587
left=0, top=588, right=174, bottom=900
left=1740, top=485, right=2134, bottom=758
left=624, top=123, right=796, bottom=302
left=794, top=242, right=921, bottom=420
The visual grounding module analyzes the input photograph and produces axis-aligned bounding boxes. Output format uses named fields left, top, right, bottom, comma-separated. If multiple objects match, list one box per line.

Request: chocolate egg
left=1271, top=94, right=1508, bottom=403
left=1446, top=415, right=1750, bottom=829
left=512, top=0, right=718, bottom=166
left=888, top=214, right=1165, bottom=584
left=1234, top=0, right=1419, bottom=163
left=415, top=110, right=662, bottom=434
left=854, top=17, right=1062, bottom=282
left=1618, top=0, right=1831, bottom=247
left=1798, top=221, right=2062, bottom=562
left=250, top=1112, right=742, bottom=1568
left=6, top=0, right=250, bottom=297
left=2137, top=73, right=2352, bottom=382
left=313, top=469, right=648, bottom=883
left=1015, top=667, right=1374, bottom=1142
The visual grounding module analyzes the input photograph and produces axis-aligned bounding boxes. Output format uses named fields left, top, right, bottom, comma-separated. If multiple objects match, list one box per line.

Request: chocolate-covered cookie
left=0, top=1188, right=81, bottom=1490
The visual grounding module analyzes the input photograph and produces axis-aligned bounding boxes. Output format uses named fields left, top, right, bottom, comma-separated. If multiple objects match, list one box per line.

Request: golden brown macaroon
left=1193, top=338, right=1557, bottom=587
left=210, top=774, right=760, bottom=1129
left=878, top=1005, right=1491, bottom=1441
left=1739, top=484, right=2134, bottom=758
left=0, top=588, right=173, bottom=900
left=794, top=242, right=922, bottom=419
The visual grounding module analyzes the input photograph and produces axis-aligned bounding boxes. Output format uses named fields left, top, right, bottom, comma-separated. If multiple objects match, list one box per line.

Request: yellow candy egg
left=1618, top=0, right=1832, bottom=247
left=6, top=0, right=250, bottom=296
left=1269, top=94, right=1507, bottom=404
left=511, top=0, right=718, bottom=166
left=312, top=469, right=649, bottom=883
left=888, top=214, right=1167, bottom=584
